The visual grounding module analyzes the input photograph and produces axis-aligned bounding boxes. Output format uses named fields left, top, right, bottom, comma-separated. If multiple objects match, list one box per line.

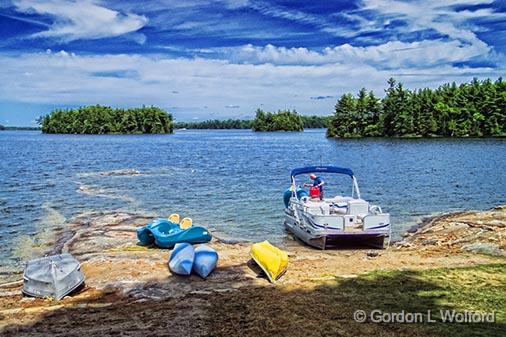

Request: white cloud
left=359, top=0, right=504, bottom=46
left=222, top=0, right=250, bottom=9
left=209, top=0, right=504, bottom=71
left=13, top=0, right=147, bottom=41
left=244, top=0, right=503, bottom=56
left=225, top=39, right=491, bottom=69
left=0, top=51, right=500, bottom=119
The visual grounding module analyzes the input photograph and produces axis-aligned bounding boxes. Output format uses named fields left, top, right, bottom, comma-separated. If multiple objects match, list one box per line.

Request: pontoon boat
left=283, top=166, right=391, bottom=249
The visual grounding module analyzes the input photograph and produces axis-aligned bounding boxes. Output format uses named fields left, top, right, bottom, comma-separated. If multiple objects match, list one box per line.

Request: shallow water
left=0, top=130, right=505, bottom=277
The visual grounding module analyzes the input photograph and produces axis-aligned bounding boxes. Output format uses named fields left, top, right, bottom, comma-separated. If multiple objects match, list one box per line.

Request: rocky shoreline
left=0, top=206, right=504, bottom=336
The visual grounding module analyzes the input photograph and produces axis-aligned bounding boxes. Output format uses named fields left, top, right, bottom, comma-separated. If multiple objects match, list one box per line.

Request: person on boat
left=304, top=173, right=325, bottom=200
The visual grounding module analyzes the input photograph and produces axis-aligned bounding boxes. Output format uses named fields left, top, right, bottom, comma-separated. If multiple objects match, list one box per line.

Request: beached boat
left=22, top=253, right=85, bottom=300
left=250, top=241, right=288, bottom=283
left=284, top=166, right=391, bottom=249
left=169, top=243, right=195, bottom=275
left=193, top=245, right=218, bottom=279
left=137, top=218, right=212, bottom=248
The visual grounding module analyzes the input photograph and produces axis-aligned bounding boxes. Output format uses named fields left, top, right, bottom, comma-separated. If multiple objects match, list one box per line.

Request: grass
left=2, top=263, right=504, bottom=337
left=207, top=263, right=506, bottom=337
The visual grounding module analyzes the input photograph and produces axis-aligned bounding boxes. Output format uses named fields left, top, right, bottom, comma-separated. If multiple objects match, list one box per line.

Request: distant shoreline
left=3, top=128, right=505, bottom=139
left=0, top=126, right=41, bottom=131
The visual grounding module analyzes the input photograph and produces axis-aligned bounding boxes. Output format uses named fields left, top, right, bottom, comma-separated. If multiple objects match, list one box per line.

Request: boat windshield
left=290, top=166, right=360, bottom=199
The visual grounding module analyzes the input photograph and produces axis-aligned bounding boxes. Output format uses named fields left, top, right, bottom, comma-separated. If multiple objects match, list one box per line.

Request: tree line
left=175, top=119, right=252, bottom=129
left=174, top=114, right=330, bottom=130
left=39, top=105, right=174, bottom=134
left=301, top=115, right=332, bottom=128
left=327, top=78, right=505, bottom=138
left=0, top=125, right=41, bottom=131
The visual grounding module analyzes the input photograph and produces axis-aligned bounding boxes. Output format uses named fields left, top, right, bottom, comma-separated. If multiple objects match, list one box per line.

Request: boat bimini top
left=290, top=165, right=361, bottom=199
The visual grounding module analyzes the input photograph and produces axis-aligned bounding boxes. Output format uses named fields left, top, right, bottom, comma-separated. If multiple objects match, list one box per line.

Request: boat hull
left=193, top=245, right=218, bottom=279
left=284, top=211, right=389, bottom=249
left=250, top=241, right=288, bottom=283
left=22, top=253, right=85, bottom=300
left=169, top=243, right=195, bottom=275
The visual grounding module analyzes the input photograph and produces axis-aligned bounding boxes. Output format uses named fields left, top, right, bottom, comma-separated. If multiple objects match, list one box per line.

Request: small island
left=327, top=77, right=505, bottom=138
left=252, top=109, right=304, bottom=131
left=39, top=105, right=174, bottom=134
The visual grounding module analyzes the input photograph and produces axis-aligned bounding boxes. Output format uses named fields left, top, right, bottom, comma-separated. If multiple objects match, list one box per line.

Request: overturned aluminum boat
left=22, top=253, right=85, bottom=300
left=283, top=166, right=391, bottom=249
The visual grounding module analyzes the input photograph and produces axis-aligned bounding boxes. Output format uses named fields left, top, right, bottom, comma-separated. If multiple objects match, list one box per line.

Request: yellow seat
left=250, top=241, right=288, bottom=283
left=168, top=213, right=180, bottom=223
left=179, top=217, right=193, bottom=229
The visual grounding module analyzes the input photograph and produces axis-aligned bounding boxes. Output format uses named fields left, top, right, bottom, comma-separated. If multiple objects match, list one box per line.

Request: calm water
left=1, top=130, right=505, bottom=278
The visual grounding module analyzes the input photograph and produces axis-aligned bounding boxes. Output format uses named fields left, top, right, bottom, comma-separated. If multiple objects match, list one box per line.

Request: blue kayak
left=136, top=218, right=212, bottom=248
left=193, top=245, right=218, bottom=279
left=169, top=243, right=195, bottom=275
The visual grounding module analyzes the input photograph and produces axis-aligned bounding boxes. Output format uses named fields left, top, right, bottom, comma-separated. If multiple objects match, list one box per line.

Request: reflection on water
left=0, top=130, right=505, bottom=279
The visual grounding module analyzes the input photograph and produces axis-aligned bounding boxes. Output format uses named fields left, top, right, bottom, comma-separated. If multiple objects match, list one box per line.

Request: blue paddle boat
left=169, top=243, right=195, bottom=275
left=193, top=245, right=218, bottom=279
left=136, top=218, right=212, bottom=248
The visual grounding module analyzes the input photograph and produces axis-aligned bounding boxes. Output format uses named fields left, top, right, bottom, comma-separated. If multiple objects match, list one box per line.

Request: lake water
left=0, top=129, right=505, bottom=279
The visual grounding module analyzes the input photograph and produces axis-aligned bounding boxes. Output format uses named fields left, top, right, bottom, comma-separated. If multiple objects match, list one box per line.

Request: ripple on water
left=76, top=184, right=137, bottom=204
left=77, top=168, right=142, bottom=177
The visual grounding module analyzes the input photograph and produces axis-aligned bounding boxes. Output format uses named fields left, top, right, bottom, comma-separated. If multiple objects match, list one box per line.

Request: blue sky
left=0, top=0, right=505, bottom=125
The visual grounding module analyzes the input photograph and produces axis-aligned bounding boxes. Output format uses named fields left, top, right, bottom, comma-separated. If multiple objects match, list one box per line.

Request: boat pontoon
left=283, top=166, right=391, bottom=249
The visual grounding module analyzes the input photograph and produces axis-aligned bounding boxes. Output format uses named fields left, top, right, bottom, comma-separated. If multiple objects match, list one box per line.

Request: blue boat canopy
left=290, top=166, right=354, bottom=178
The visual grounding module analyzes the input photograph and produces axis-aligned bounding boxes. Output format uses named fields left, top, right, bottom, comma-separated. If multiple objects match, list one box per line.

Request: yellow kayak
left=250, top=241, right=288, bottom=283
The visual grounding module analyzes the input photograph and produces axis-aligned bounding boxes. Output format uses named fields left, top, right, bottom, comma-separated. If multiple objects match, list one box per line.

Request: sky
left=0, top=0, right=505, bottom=125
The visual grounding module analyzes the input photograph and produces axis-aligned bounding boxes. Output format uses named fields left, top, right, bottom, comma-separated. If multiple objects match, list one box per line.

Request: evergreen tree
left=327, top=77, right=505, bottom=138
left=252, top=109, right=304, bottom=131
left=39, top=105, right=173, bottom=134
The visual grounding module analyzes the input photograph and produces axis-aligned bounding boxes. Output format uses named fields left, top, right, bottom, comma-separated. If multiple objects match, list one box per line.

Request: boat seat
left=169, top=213, right=180, bottom=223
left=328, top=196, right=353, bottom=203
left=303, top=200, right=330, bottom=215
left=330, top=204, right=347, bottom=214
left=180, top=217, right=193, bottom=229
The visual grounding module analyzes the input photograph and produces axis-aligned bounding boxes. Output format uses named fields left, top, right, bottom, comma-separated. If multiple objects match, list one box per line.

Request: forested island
left=39, top=105, right=174, bottom=134
left=327, top=78, right=505, bottom=138
left=252, top=109, right=304, bottom=131
left=174, top=114, right=330, bottom=130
